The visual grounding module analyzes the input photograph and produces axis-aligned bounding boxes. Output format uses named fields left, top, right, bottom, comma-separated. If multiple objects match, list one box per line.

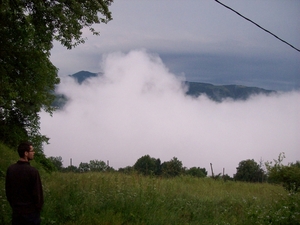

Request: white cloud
left=41, top=50, right=300, bottom=176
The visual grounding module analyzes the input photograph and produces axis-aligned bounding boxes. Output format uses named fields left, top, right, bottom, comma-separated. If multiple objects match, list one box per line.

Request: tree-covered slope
left=53, top=71, right=276, bottom=108
left=186, top=82, right=275, bottom=102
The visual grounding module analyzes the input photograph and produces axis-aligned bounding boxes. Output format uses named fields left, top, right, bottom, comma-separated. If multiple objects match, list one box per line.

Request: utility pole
left=210, top=163, right=214, bottom=178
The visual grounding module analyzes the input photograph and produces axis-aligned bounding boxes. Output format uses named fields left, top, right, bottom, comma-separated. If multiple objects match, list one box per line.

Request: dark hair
left=17, top=141, right=33, bottom=157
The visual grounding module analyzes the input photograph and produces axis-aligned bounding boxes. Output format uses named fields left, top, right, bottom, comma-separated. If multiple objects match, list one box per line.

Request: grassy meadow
left=1, top=143, right=299, bottom=224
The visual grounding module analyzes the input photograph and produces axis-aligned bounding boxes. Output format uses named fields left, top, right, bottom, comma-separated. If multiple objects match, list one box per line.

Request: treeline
left=48, top=155, right=209, bottom=178
left=48, top=153, right=300, bottom=192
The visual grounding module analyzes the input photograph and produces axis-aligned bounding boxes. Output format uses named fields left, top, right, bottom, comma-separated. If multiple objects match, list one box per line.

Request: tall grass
left=1, top=143, right=299, bottom=224
left=38, top=172, right=299, bottom=225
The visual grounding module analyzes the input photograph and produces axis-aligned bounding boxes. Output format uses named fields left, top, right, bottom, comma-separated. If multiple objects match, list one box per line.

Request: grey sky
left=50, top=0, right=300, bottom=91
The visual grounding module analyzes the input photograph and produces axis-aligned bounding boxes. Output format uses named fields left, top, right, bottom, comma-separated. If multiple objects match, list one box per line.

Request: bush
left=266, top=152, right=300, bottom=192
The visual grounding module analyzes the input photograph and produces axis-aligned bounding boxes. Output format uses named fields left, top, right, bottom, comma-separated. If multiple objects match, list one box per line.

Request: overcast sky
left=50, top=0, right=300, bottom=91
left=42, top=1, right=300, bottom=176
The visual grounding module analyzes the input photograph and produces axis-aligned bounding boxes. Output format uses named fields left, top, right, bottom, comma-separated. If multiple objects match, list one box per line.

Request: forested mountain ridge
left=52, top=71, right=276, bottom=108
left=186, top=81, right=274, bottom=102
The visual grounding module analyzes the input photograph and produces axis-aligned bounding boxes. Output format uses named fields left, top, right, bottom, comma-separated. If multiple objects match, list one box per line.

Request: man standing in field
left=5, top=141, right=44, bottom=225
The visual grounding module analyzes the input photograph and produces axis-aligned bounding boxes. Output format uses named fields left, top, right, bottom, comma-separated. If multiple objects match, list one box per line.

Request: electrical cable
left=214, top=0, right=300, bottom=53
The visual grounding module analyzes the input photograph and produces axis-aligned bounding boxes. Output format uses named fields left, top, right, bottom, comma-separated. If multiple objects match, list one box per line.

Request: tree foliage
left=234, top=159, right=265, bottom=182
left=77, top=160, right=114, bottom=173
left=62, top=165, right=79, bottom=173
left=78, top=162, right=90, bottom=173
left=48, top=156, right=63, bottom=171
left=0, top=0, right=113, bottom=147
left=161, top=157, right=183, bottom=177
left=38, top=153, right=212, bottom=179
left=134, top=155, right=161, bottom=176
left=266, top=152, right=300, bottom=192
left=118, top=166, right=134, bottom=174
left=89, top=159, right=108, bottom=172
left=185, top=167, right=207, bottom=178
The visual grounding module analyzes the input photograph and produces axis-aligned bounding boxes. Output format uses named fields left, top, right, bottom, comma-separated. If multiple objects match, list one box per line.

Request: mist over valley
left=41, top=50, right=300, bottom=176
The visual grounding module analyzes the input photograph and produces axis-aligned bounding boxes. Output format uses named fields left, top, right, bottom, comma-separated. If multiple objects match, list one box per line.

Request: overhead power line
left=214, top=0, right=300, bottom=53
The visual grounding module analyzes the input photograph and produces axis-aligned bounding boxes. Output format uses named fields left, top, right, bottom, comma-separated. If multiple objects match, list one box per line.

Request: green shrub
left=266, top=152, right=300, bottom=192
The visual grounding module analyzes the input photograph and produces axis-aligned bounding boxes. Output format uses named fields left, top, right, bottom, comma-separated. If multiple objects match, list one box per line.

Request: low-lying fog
left=40, top=50, right=300, bottom=176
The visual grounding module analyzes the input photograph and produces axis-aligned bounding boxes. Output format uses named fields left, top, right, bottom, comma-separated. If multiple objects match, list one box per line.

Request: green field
left=1, top=144, right=299, bottom=225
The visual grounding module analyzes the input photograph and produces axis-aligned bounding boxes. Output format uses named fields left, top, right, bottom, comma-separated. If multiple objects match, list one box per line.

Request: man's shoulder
left=7, top=162, right=19, bottom=170
left=7, top=161, right=37, bottom=171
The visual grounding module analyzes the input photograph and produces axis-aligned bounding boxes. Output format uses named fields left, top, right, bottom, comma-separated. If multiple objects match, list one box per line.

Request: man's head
left=18, top=141, right=35, bottom=160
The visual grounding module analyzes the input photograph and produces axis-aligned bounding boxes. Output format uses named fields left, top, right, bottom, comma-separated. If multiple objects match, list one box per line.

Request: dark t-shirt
left=5, top=161, right=44, bottom=214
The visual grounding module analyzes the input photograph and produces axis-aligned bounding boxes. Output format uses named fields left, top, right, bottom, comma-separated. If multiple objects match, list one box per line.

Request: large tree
left=0, top=0, right=113, bottom=148
left=234, top=159, right=265, bottom=182
left=134, top=155, right=161, bottom=176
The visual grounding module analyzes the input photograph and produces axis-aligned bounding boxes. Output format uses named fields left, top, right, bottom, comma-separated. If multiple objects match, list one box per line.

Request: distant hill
left=52, top=71, right=276, bottom=108
left=69, top=70, right=100, bottom=84
left=185, top=82, right=274, bottom=102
